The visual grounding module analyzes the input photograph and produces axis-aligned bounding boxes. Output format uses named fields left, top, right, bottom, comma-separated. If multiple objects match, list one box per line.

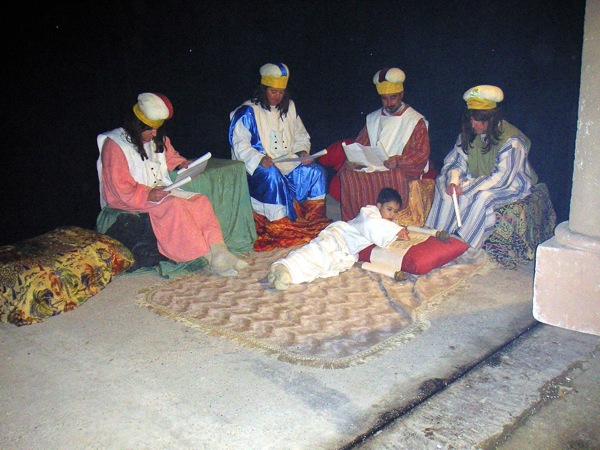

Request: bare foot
left=268, top=264, right=292, bottom=290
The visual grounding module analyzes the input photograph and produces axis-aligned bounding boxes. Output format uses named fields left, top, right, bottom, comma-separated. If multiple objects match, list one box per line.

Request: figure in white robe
left=268, top=205, right=404, bottom=289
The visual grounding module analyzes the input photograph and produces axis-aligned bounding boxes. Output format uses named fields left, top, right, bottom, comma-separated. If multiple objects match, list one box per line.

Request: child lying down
left=268, top=187, right=409, bottom=290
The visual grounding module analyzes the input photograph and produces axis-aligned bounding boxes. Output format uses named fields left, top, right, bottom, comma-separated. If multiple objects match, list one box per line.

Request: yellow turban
left=373, top=68, right=405, bottom=95
left=463, top=85, right=504, bottom=110
left=260, top=63, right=289, bottom=89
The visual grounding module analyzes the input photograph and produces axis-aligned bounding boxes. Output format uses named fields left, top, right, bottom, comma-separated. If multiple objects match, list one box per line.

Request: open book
left=272, top=148, right=328, bottom=164
left=164, top=152, right=212, bottom=192
left=361, top=228, right=434, bottom=279
left=342, top=141, right=388, bottom=172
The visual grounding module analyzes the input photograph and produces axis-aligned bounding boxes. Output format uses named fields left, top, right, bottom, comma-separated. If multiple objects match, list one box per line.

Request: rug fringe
left=135, top=251, right=492, bottom=370
left=137, top=293, right=431, bottom=369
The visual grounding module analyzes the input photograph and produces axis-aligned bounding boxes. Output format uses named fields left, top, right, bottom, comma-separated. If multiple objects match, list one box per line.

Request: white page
left=272, top=149, right=328, bottom=163
left=165, top=153, right=212, bottom=191
left=342, top=142, right=388, bottom=172
left=176, top=152, right=212, bottom=175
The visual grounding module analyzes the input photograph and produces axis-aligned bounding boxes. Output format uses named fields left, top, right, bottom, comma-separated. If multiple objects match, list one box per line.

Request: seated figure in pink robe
left=97, top=92, right=248, bottom=277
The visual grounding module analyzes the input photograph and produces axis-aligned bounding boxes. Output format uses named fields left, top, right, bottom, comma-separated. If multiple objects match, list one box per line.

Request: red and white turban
left=133, top=93, right=174, bottom=128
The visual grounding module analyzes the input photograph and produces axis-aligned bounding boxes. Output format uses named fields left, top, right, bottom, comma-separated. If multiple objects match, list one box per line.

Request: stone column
left=533, top=0, right=600, bottom=336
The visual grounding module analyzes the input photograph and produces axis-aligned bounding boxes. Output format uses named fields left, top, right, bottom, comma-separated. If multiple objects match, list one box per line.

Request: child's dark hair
left=377, top=187, right=402, bottom=206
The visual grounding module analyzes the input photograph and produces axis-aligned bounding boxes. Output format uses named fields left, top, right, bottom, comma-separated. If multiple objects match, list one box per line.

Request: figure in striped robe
left=425, top=85, right=538, bottom=249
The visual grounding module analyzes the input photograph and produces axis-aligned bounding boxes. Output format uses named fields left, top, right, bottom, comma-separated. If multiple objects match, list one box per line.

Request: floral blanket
left=0, top=227, right=133, bottom=326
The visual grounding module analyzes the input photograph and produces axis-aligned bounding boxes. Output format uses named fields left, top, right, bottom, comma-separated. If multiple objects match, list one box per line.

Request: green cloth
left=468, top=121, right=538, bottom=184
left=95, top=158, right=256, bottom=278
left=95, top=208, right=210, bottom=278
left=173, top=158, right=257, bottom=254
left=129, top=258, right=209, bottom=279
left=95, top=207, right=134, bottom=234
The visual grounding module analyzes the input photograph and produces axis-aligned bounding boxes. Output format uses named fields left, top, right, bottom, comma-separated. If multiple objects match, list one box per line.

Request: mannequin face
left=377, top=200, right=401, bottom=221
left=266, top=87, right=285, bottom=106
left=141, top=128, right=157, bottom=143
left=380, top=92, right=404, bottom=114
left=470, top=117, right=489, bottom=135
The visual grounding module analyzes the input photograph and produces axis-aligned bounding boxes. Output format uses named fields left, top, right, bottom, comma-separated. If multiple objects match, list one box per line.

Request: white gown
left=271, top=205, right=402, bottom=285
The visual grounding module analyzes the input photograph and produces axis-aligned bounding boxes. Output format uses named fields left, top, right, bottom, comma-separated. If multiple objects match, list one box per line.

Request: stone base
left=533, top=222, right=600, bottom=336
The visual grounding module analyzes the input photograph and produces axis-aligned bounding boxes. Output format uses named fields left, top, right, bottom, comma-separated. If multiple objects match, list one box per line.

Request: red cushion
left=422, top=160, right=437, bottom=179
left=328, top=174, right=341, bottom=202
left=357, top=236, right=470, bottom=275
left=321, top=139, right=354, bottom=171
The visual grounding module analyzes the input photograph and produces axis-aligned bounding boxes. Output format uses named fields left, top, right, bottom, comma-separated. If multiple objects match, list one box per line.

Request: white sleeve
left=349, top=206, right=402, bottom=248
left=231, top=119, right=265, bottom=176
left=291, top=114, right=311, bottom=154
left=436, top=136, right=469, bottom=193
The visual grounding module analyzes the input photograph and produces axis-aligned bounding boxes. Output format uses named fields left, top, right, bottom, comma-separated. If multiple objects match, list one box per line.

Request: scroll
left=406, top=226, right=451, bottom=242
left=449, top=169, right=462, bottom=228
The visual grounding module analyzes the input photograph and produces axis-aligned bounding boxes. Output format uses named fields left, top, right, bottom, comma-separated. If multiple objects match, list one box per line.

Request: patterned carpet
left=138, top=246, right=491, bottom=368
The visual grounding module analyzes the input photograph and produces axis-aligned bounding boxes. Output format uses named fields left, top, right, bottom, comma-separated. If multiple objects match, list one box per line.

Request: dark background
left=2, top=0, right=586, bottom=246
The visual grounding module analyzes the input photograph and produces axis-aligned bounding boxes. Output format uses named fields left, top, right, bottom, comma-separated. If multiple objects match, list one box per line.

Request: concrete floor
left=1, top=197, right=598, bottom=449
left=353, top=324, right=600, bottom=449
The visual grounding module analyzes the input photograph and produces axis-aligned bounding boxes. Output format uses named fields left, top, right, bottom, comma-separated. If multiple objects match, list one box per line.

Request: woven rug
left=138, top=247, right=491, bottom=368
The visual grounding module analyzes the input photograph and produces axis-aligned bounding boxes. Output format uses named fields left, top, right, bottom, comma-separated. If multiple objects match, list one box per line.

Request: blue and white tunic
left=228, top=99, right=326, bottom=222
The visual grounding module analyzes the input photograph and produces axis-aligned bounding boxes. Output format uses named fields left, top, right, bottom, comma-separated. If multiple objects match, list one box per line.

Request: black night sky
left=2, top=0, right=586, bottom=246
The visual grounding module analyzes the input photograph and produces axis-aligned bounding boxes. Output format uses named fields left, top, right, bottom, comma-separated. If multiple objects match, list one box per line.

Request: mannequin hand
left=260, top=155, right=274, bottom=168
left=397, top=228, right=410, bottom=240
left=148, top=186, right=170, bottom=203
left=347, top=161, right=366, bottom=171
left=384, top=157, right=398, bottom=169
left=177, top=160, right=191, bottom=170
left=446, top=183, right=462, bottom=196
left=297, top=151, right=313, bottom=165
